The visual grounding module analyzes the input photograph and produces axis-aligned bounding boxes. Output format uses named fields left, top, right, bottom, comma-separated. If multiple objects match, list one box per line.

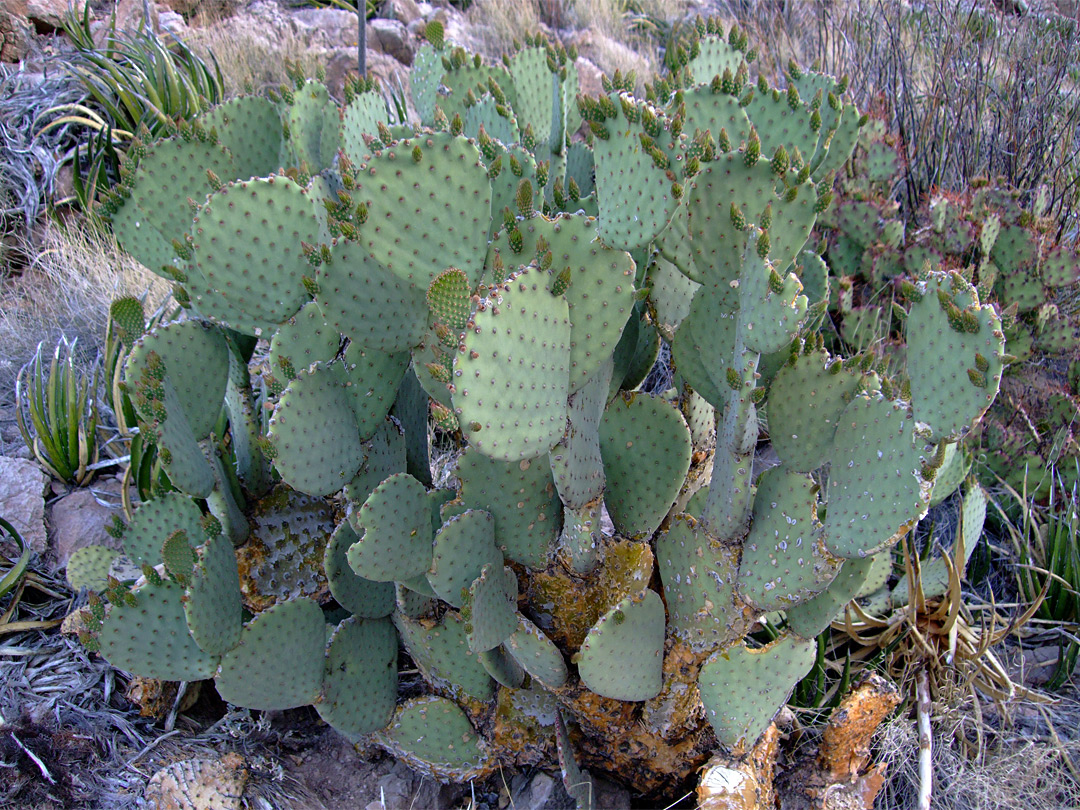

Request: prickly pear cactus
left=80, top=18, right=1007, bottom=805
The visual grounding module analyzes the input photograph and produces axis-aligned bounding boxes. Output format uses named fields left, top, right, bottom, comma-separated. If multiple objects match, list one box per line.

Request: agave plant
left=16, top=337, right=101, bottom=486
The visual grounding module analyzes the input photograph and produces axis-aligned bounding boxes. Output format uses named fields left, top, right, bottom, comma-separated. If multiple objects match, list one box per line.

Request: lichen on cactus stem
left=86, top=26, right=1006, bottom=806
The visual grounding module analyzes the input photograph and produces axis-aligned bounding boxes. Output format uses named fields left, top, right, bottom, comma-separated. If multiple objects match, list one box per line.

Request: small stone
left=0, top=455, right=49, bottom=555
left=48, top=476, right=127, bottom=569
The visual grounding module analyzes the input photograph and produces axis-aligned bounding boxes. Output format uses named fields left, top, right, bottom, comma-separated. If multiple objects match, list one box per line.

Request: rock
left=377, top=761, right=442, bottom=809
left=48, top=476, right=127, bottom=569
left=113, top=0, right=157, bottom=32
left=25, top=0, right=69, bottom=29
left=382, top=0, right=422, bottom=25
left=0, top=0, right=33, bottom=62
left=368, top=18, right=414, bottom=65
left=290, top=7, right=360, bottom=49
left=0, top=455, right=49, bottom=556
left=324, top=48, right=412, bottom=116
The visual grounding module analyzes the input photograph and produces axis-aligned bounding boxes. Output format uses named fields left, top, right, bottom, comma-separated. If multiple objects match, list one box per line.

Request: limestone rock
left=368, top=18, right=413, bottom=65
left=0, top=0, right=33, bottom=62
left=382, top=0, right=422, bottom=25
left=48, top=476, right=127, bottom=569
left=0, top=455, right=49, bottom=555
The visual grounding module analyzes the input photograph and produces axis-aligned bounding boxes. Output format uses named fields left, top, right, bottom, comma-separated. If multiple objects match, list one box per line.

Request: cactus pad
left=348, top=473, right=433, bottom=581
left=99, top=580, right=219, bottom=682
left=698, top=632, right=816, bottom=752
left=452, top=269, right=572, bottom=462
left=338, top=343, right=411, bottom=440
left=464, top=564, right=519, bottom=652
left=316, top=616, right=397, bottom=735
left=503, top=613, right=568, bottom=689
left=576, top=589, right=665, bottom=701
left=183, top=533, right=243, bottom=655
left=123, top=493, right=204, bottom=568
left=427, top=509, right=502, bottom=607
left=323, top=520, right=395, bottom=618
left=599, top=392, right=692, bottom=539
left=65, top=545, right=119, bottom=592
left=380, top=696, right=492, bottom=782
left=394, top=610, right=495, bottom=702
left=215, top=597, right=325, bottom=710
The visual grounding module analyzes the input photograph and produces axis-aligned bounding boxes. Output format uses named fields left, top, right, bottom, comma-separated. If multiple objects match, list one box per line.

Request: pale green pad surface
left=316, top=240, right=429, bottom=354
left=698, top=632, right=816, bottom=751
left=354, top=133, right=492, bottom=289
left=786, top=554, right=877, bottom=639
left=338, top=344, right=411, bottom=441
left=200, top=95, right=282, bottom=181
left=381, top=696, right=489, bottom=779
left=767, top=350, right=863, bottom=473
left=65, top=546, right=117, bottom=592
left=823, top=396, right=929, bottom=559
left=453, top=268, right=572, bottom=462
left=215, top=597, right=325, bottom=710
left=577, top=589, right=664, bottom=701
left=427, top=509, right=502, bottom=608
left=153, top=378, right=215, bottom=497
left=464, top=564, right=518, bottom=652
left=681, top=85, right=752, bottom=155
left=686, top=37, right=744, bottom=85
left=478, top=645, right=524, bottom=688
left=316, top=616, right=397, bottom=735
left=504, top=613, right=568, bottom=689
left=184, top=533, right=243, bottom=656
left=393, top=610, right=495, bottom=702
left=127, top=320, right=229, bottom=439
left=656, top=515, right=741, bottom=650
left=269, top=365, right=367, bottom=497
left=738, top=467, right=839, bottom=611
left=190, top=176, right=320, bottom=334
left=324, top=520, right=395, bottom=618
left=599, top=392, right=692, bottom=539
left=268, top=301, right=340, bottom=378
left=99, top=580, right=218, bottom=682
left=348, top=473, right=433, bottom=582
left=549, top=360, right=609, bottom=509
left=456, top=448, right=561, bottom=569
left=123, top=493, right=204, bottom=568
left=906, top=272, right=1004, bottom=440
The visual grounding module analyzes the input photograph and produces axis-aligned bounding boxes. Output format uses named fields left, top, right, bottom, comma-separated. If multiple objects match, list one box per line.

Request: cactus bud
left=757, top=230, right=771, bottom=258
left=516, top=179, right=535, bottom=218
left=730, top=203, right=746, bottom=231
left=717, top=128, right=731, bottom=153
left=551, top=266, right=572, bottom=296
left=745, top=128, right=760, bottom=166
left=726, top=367, right=741, bottom=390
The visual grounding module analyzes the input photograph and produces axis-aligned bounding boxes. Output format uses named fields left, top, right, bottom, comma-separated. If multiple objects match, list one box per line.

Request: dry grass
left=0, top=218, right=169, bottom=406
left=873, top=697, right=1080, bottom=810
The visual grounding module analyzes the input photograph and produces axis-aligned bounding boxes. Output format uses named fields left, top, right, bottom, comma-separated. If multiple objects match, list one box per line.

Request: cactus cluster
left=70, top=19, right=1008, bottom=802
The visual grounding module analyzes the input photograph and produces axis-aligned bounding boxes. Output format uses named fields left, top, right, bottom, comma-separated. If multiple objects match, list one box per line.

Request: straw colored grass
left=0, top=218, right=169, bottom=406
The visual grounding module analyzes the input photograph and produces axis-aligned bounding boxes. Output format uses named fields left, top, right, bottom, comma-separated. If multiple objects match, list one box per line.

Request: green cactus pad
left=504, top=613, right=568, bottom=689
left=128, top=134, right=236, bottom=249
left=409, top=42, right=443, bottom=126
left=576, top=589, right=665, bottom=701
left=669, top=287, right=738, bottom=407
left=549, top=361, right=610, bottom=509
left=268, top=301, right=340, bottom=379
left=394, top=610, right=495, bottom=702
left=65, top=545, right=120, bottom=592
left=215, top=597, right=325, bottom=710
left=685, top=153, right=775, bottom=285
left=340, top=91, right=389, bottom=162
left=742, top=88, right=819, bottom=176
left=738, top=467, right=840, bottom=610
left=452, top=268, right=572, bottom=462
left=456, top=447, right=562, bottom=569
left=355, top=133, right=493, bottom=289
left=1041, top=244, right=1079, bottom=287
left=813, top=102, right=862, bottom=178
left=682, top=85, right=752, bottom=154
left=127, top=320, right=229, bottom=439
left=823, top=396, right=931, bottom=559
left=183, top=533, right=243, bottom=655
left=237, top=485, right=335, bottom=612
left=593, top=93, right=681, bottom=251
left=739, top=235, right=809, bottom=356
left=427, top=509, right=502, bottom=607
left=316, top=616, right=398, bottom=735
left=395, top=582, right=435, bottom=619
left=380, top=696, right=492, bottom=782
left=566, top=141, right=595, bottom=198
left=928, top=442, right=970, bottom=507
left=99, top=579, right=219, bottom=681
left=486, top=213, right=636, bottom=393
left=906, top=271, right=1005, bottom=440
left=348, top=473, right=433, bottom=581
left=148, top=384, right=214, bottom=496
left=464, top=564, right=519, bottom=652
left=190, top=176, right=320, bottom=334
left=427, top=267, right=473, bottom=334
left=611, top=306, right=659, bottom=395
left=767, top=349, right=863, bottom=473
left=200, top=95, right=283, bottom=181
left=686, top=37, right=744, bottom=85
left=599, top=392, right=692, bottom=539
left=698, top=633, right=816, bottom=752
left=269, top=365, right=367, bottom=497
left=647, top=254, right=700, bottom=340
left=108, top=197, right=180, bottom=280
left=285, top=80, right=338, bottom=170
left=656, top=514, right=747, bottom=650
left=510, top=46, right=557, bottom=149
left=316, top=240, right=429, bottom=354
left=465, top=96, right=519, bottom=147
left=338, top=343, right=411, bottom=440
left=323, top=520, right=395, bottom=618
left=479, top=645, right=525, bottom=688
left=785, top=554, right=879, bottom=638
left=123, top=493, right=204, bottom=568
